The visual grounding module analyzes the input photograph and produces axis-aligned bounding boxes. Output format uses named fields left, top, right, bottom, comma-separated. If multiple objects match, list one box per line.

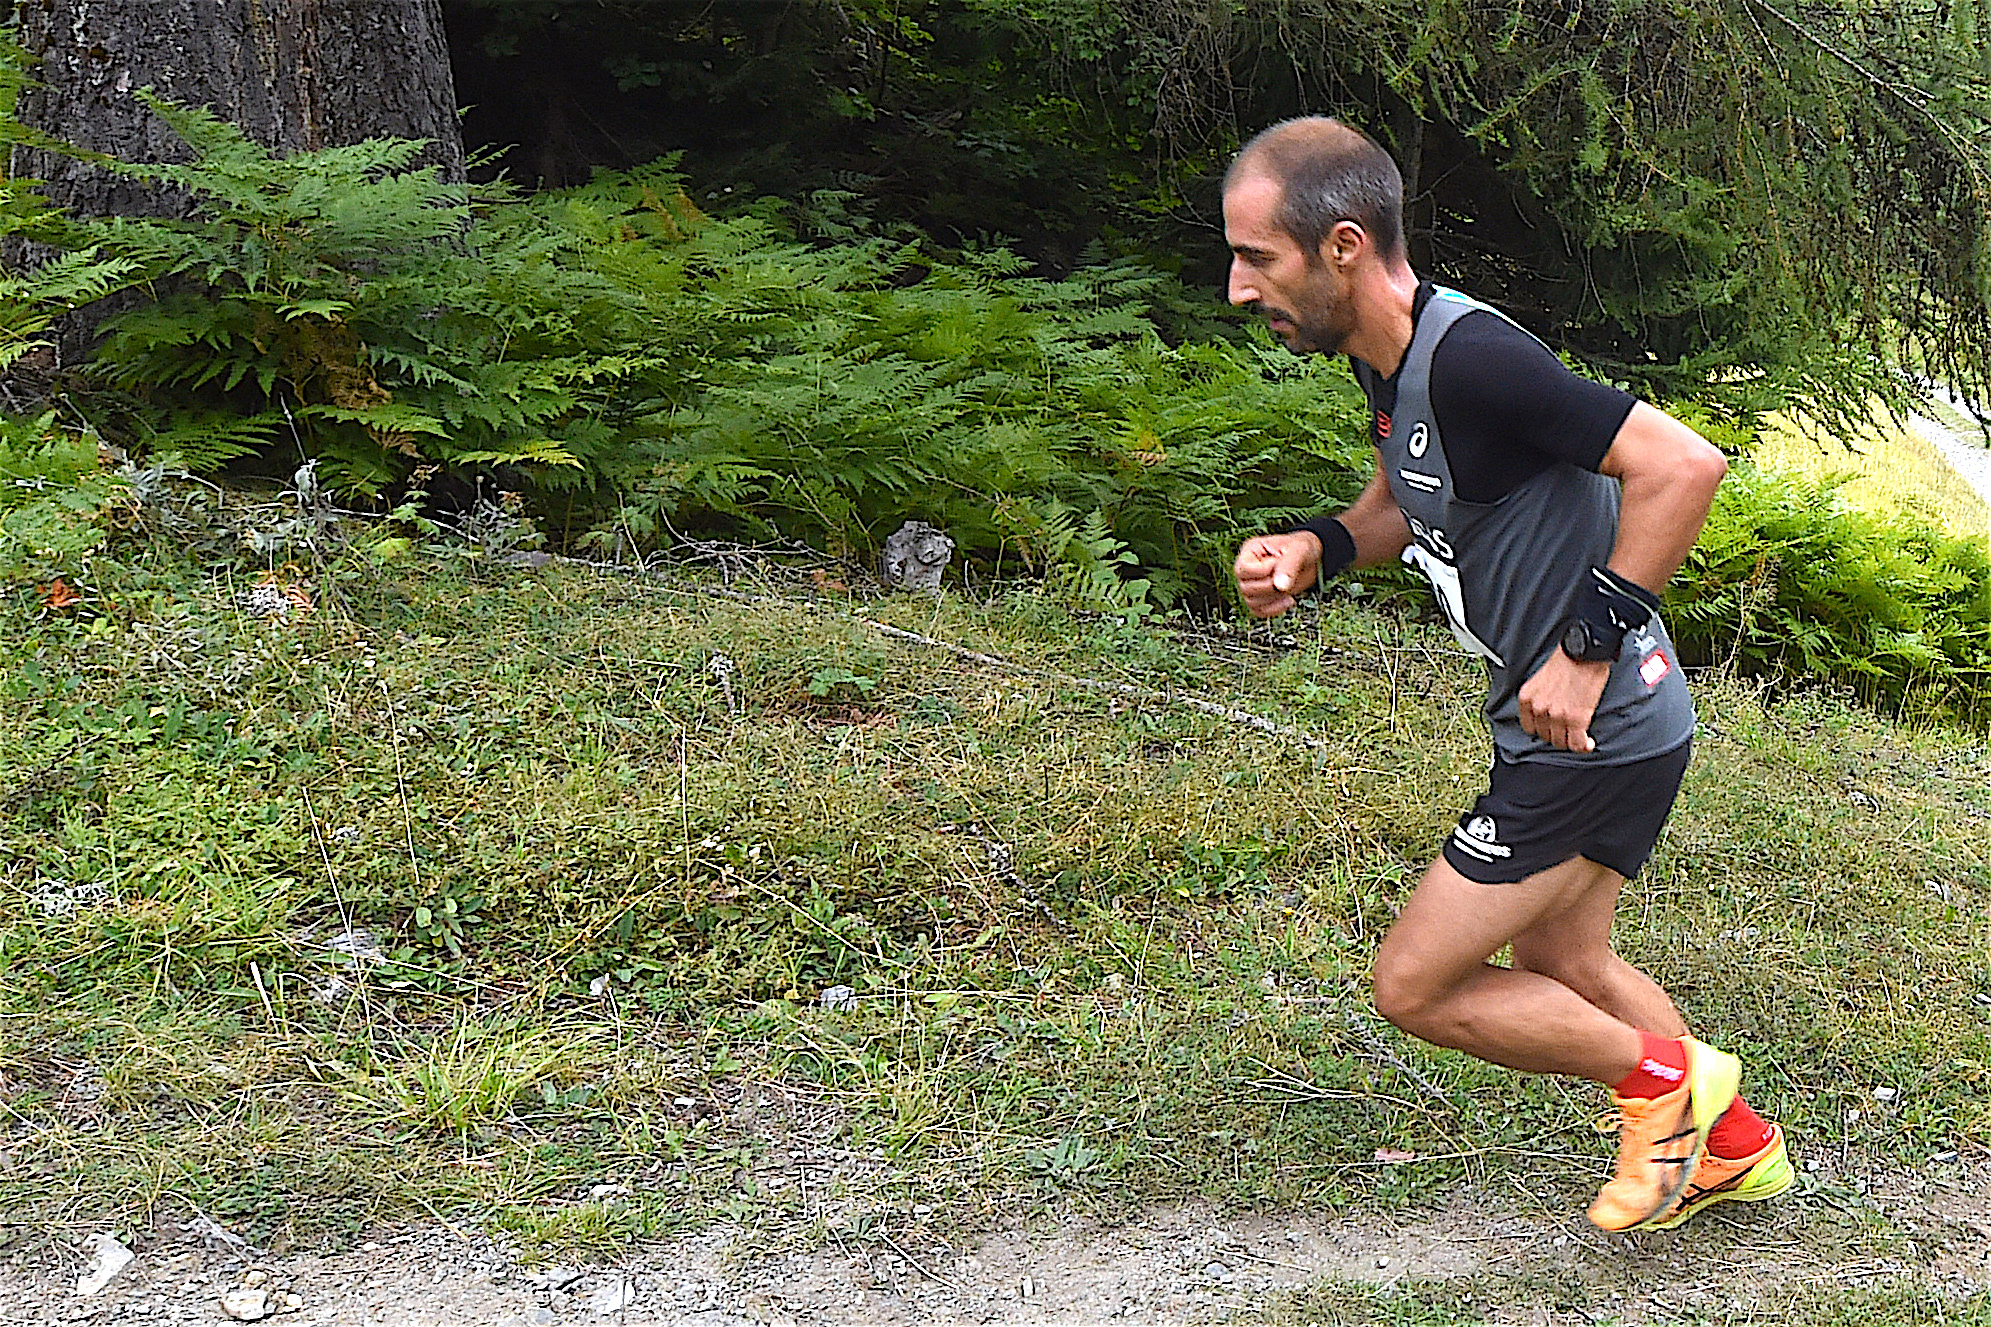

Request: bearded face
left=1225, top=173, right=1360, bottom=356
left=1267, top=260, right=1358, bottom=355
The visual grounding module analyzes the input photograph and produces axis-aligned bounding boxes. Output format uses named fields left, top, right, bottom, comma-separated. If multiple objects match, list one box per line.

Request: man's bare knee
left=1372, top=944, right=1445, bottom=1035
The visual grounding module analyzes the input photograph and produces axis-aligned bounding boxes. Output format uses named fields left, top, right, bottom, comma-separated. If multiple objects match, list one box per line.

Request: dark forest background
left=3, top=0, right=1990, bottom=712
left=441, top=0, right=1991, bottom=413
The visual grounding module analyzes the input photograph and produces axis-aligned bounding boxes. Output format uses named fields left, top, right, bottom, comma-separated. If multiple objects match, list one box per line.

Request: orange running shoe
left=1586, top=1037, right=1741, bottom=1232
left=1639, top=1123, right=1795, bottom=1230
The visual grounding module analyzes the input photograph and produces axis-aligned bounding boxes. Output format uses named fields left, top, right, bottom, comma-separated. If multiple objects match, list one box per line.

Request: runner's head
left=1225, top=117, right=1407, bottom=266
left=1224, top=117, right=1408, bottom=355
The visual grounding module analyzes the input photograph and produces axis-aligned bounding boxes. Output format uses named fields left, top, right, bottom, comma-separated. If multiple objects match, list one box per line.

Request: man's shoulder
left=1433, top=306, right=1557, bottom=365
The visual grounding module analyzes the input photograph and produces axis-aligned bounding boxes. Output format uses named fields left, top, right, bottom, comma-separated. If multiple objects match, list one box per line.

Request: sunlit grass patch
left=1755, top=402, right=1990, bottom=537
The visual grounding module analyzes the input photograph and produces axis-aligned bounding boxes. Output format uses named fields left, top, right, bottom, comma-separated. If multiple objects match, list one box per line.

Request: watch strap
left=1561, top=614, right=1623, bottom=662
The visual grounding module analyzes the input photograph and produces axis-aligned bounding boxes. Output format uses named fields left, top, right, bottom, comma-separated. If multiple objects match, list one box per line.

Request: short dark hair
left=1226, top=117, right=1406, bottom=262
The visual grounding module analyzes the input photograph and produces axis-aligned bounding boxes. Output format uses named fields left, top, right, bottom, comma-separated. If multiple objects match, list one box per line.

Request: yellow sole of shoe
left=1641, top=1141, right=1796, bottom=1231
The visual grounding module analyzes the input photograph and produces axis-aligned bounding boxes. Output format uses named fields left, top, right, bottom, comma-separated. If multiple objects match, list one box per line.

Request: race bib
left=1402, top=544, right=1506, bottom=666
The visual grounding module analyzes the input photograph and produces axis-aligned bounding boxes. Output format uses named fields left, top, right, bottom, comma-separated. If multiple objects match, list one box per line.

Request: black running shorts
left=1442, top=740, right=1692, bottom=884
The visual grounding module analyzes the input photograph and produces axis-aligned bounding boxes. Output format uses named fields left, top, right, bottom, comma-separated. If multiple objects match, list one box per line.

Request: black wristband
left=1562, top=567, right=1659, bottom=662
left=1586, top=566, right=1661, bottom=635
left=1290, top=516, right=1357, bottom=580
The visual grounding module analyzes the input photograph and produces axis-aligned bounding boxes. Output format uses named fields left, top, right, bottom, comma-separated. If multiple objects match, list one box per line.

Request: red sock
left=1706, top=1094, right=1776, bottom=1160
left=1613, top=1030, right=1689, bottom=1099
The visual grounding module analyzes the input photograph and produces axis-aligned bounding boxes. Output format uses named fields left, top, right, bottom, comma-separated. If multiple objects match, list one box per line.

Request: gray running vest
left=1360, top=286, right=1695, bottom=766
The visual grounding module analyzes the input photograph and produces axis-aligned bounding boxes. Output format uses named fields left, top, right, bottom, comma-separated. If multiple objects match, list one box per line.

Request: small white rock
left=244, top=1270, right=267, bottom=1288
left=589, top=1183, right=631, bottom=1200
left=73, top=1232, right=135, bottom=1297
left=220, top=1286, right=272, bottom=1321
left=1376, top=1257, right=1390, bottom=1269
left=590, top=1276, right=637, bottom=1316
left=1873, top=1086, right=1899, bottom=1102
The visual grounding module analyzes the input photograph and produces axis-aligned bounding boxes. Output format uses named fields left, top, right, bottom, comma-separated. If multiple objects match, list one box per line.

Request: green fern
left=133, top=410, right=284, bottom=471
left=1674, top=460, right=1991, bottom=717
left=0, top=414, right=128, bottom=583
left=0, top=246, right=137, bottom=370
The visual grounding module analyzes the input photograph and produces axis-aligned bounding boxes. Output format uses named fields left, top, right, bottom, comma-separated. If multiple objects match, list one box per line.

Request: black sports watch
left=1559, top=615, right=1624, bottom=663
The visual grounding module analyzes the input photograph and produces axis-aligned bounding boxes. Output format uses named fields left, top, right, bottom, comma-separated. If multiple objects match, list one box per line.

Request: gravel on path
left=2, top=1156, right=1985, bottom=1326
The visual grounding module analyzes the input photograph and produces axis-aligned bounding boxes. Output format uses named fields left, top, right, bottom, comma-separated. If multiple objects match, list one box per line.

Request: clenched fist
left=1233, top=531, right=1322, bottom=618
left=1517, top=650, right=1611, bottom=753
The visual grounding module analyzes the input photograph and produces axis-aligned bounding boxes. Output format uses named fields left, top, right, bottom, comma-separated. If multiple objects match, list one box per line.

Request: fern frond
left=299, top=403, right=447, bottom=438
left=135, top=410, right=287, bottom=470
left=453, top=439, right=583, bottom=469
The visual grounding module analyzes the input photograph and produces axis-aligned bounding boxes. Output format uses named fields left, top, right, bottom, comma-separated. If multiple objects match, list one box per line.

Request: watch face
left=1562, top=619, right=1613, bottom=662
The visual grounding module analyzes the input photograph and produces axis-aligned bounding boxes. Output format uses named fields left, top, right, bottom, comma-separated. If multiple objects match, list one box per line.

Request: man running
left=1226, top=116, right=1794, bottom=1231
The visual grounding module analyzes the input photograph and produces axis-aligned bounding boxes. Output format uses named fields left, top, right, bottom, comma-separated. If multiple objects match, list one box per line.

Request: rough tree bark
left=7, top=0, right=465, bottom=364
left=11, top=0, right=466, bottom=219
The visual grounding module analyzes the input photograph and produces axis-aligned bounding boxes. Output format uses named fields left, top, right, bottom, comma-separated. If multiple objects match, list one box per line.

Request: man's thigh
left=1375, top=853, right=1622, bottom=1003
left=1509, top=862, right=1628, bottom=974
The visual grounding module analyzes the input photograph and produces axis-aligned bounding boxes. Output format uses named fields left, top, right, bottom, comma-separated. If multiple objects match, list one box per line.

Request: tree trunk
left=1383, top=88, right=1427, bottom=270
left=12, top=0, right=465, bottom=217
left=8, top=0, right=464, bottom=364
left=11, top=0, right=465, bottom=201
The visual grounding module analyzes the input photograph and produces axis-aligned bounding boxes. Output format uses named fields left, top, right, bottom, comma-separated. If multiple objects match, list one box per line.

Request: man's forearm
left=1337, top=457, right=1413, bottom=569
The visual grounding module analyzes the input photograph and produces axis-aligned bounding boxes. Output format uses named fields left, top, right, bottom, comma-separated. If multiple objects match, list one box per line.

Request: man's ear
left=1322, top=218, right=1367, bottom=270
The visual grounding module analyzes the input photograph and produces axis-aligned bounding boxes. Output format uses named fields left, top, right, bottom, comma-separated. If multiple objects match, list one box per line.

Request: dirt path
left=6, top=1158, right=1986, bottom=1326
left=1910, top=384, right=1991, bottom=529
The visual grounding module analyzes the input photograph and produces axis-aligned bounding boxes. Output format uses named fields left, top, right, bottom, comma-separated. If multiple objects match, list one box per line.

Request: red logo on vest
left=1375, top=410, right=1392, bottom=439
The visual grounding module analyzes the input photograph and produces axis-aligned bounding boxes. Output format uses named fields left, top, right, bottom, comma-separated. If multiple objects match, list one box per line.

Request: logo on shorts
left=1450, top=814, right=1512, bottom=860
left=1639, top=648, right=1673, bottom=688
left=1376, top=410, right=1392, bottom=439
left=1407, top=421, right=1430, bottom=458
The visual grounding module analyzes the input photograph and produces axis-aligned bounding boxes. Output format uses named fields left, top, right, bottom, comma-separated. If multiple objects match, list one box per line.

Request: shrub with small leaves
left=410, top=880, right=487, bottom=958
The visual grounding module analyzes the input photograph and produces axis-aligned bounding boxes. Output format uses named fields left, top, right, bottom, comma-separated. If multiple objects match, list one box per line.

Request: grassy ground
left=1263, top=1276, right=1991, bottom=1326
left=1754, top=401, right=1990, bottom=537
left=0, top=508, right=1987, bottom=1315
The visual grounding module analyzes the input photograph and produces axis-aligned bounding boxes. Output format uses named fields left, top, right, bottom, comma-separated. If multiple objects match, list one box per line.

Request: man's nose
left=1227, top=259, right=1257, bottom=307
